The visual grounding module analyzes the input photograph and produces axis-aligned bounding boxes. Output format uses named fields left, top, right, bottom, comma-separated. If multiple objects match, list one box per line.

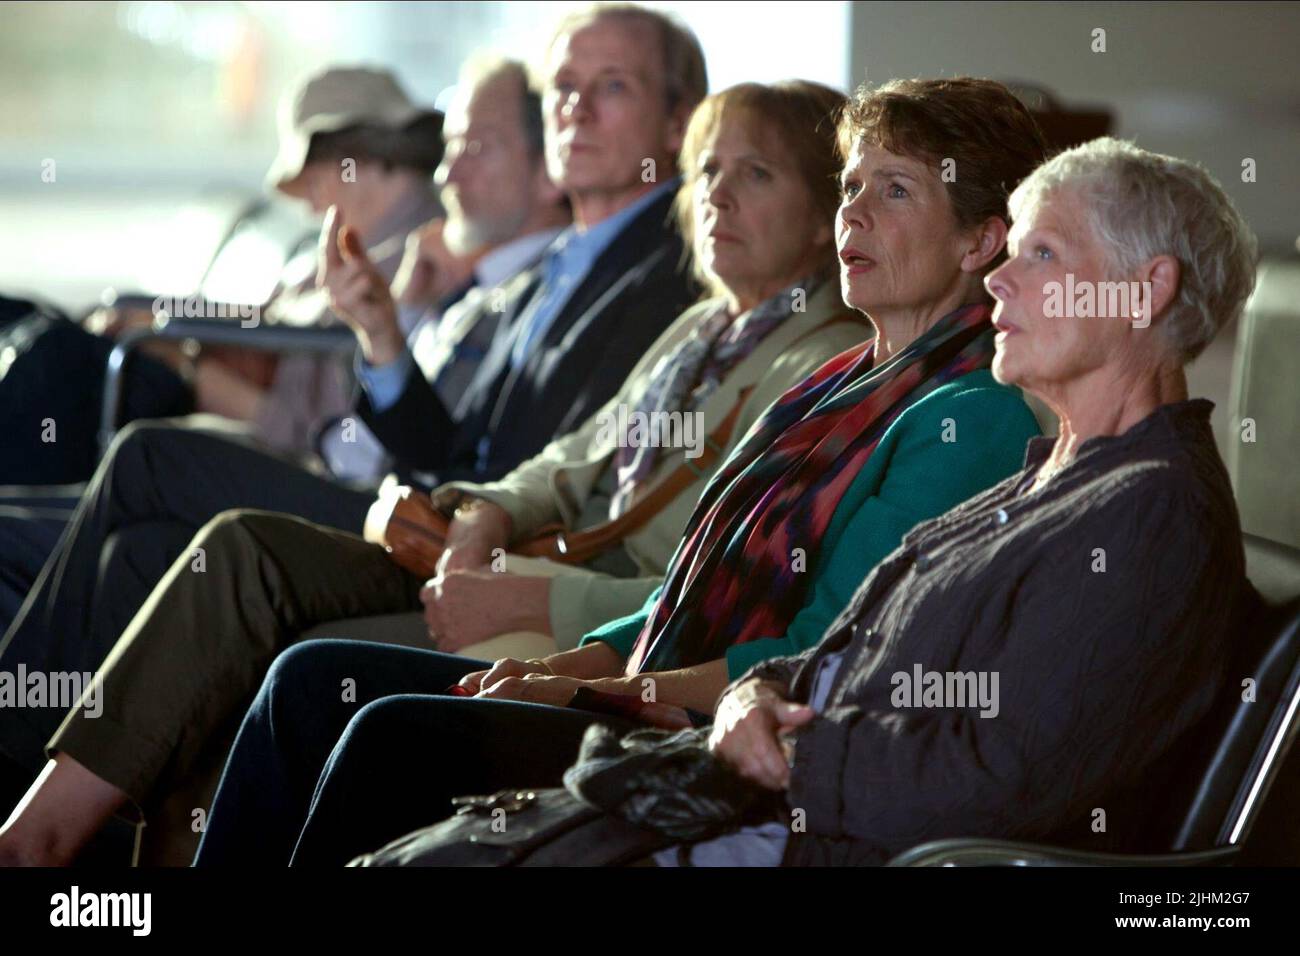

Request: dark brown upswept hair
left=837, top=77, right=1050, bottom=270
left=675, top=80, right=847, bottom=292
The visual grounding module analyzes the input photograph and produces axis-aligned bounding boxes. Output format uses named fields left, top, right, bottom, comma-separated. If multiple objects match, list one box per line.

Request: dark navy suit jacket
left=358, top=189, right=698, bottom=484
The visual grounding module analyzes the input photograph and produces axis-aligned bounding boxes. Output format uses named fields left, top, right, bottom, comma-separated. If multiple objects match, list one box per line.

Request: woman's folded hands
left=456, top=654, right=693, bottom=728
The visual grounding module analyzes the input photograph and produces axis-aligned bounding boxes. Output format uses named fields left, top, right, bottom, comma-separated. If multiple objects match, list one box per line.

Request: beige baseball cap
left=267, top=66, right=428, bottom=198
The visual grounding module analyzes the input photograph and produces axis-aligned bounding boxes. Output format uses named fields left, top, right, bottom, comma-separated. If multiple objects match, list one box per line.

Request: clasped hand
left=707, top=677, right=814, bottom=791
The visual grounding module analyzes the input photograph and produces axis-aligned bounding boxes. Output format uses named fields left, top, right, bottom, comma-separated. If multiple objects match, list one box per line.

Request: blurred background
left=1, top=0, right=1297, bottom=450
left=0, top=0, right=850, bottom=308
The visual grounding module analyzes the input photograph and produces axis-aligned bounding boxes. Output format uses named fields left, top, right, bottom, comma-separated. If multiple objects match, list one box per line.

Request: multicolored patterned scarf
left=625, top=301, right=997, bottom=674
left=608, top=277, right=824, bottom=519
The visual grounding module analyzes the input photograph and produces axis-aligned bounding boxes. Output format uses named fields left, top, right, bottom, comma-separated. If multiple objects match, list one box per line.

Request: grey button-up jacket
left=745, top=398, right=1247, bottom=865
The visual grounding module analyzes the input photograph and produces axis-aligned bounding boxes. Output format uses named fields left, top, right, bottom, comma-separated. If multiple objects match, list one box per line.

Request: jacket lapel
left=496, top=190, right=683, bottom=407
left=451, top=270, right=543, bottom=419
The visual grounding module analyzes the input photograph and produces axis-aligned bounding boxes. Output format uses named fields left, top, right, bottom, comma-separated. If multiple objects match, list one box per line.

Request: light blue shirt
left=473, top=181, right=678, bottom=472
left=354, top=227, right=565, bottom=411
left=353, top=340, right=413, bottom=411
left=506, top=180, right=677, bottom=372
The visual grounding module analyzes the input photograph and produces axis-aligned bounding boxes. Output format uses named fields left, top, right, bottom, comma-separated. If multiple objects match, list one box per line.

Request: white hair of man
left=1010, top=136, right=1259, bottom=362
left=440, top=52, right=548, bottom=256
left=541, top=2, right=708, bottom=115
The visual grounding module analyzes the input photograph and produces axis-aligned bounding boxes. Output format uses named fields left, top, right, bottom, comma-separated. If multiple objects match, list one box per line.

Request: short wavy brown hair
left=838, top=77, right=1049, bottom=270
left=676, top=80, right=847, bottom=292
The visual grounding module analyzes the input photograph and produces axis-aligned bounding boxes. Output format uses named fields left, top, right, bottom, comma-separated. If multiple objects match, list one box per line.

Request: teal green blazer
left=580, top=368, right=1043, bottom=680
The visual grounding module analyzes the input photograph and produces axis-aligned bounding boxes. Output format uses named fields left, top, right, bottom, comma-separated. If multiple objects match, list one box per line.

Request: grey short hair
left=545, top=3, right=708, bottom=115
left=1010, top=136, right=1259, bottom=362
left=457, top=53, right=545, bottom=158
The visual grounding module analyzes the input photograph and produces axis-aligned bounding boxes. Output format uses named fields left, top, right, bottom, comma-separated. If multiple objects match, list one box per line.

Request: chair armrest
left=150, top=316, right=357, bottom=352
left=97, top=292, right=162, bottom=313
left=98, top=319, right=357, bottom=457
left=93, top=292, right=258, bottom=320
left=886, top=838, right=1238, bottom=867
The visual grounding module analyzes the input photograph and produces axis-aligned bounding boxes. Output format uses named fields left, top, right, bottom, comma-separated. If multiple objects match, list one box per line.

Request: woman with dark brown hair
left=180, top=76, right=1053, bottom=867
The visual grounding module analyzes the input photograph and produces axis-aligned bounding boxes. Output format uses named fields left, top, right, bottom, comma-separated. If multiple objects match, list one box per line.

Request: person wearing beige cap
left=0, top=63, right=446, bottom=617
left=0, top=65, right=446, bottom=625
left=76, top=64, right=446, bottom=453
left=200, top=65, right=445, bottom=452
left=261, top=66, right=445, bottom=264
left=0, top=65, right=443, bottom=847
left=2, top=65, right=447, bottom=491
left=268, top=66, right=434, bottom=197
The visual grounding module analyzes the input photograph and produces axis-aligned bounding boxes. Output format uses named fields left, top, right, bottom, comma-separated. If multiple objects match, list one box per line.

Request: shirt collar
left=545, top=178, right=678, bottom=269
left=1021, top=398, right=1216, bottom=471
left=473, top=227, right=565, bottom=288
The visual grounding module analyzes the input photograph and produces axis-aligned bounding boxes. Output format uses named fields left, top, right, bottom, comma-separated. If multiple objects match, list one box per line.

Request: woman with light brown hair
left=417, top=79, right=869, bottom=658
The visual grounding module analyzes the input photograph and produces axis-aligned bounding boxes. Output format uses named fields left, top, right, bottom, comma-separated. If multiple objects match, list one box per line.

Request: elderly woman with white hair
left=651, top=135, right=1260, bottom=865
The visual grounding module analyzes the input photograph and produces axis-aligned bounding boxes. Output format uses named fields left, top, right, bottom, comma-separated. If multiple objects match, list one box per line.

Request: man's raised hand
left=391, top=219, right=476, bottom=309
left=318, top=205, right=404, bottom=365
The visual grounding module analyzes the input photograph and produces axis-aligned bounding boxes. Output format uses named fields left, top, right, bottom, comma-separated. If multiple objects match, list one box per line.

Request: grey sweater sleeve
left=786, top=480, right=1233, bottom=853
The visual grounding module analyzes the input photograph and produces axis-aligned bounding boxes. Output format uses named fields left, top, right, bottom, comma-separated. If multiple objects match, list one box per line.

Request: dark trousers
left=196, top=640, right=636, bottom=867
left=0, top=419, right=374, bottom=771
left=0, top=311, right=193, bottom=485
left=0, top=485, right=80, bottom=631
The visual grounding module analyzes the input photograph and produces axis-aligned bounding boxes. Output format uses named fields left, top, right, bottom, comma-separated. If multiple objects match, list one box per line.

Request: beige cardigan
left=433, top=280, right=871, bottom=642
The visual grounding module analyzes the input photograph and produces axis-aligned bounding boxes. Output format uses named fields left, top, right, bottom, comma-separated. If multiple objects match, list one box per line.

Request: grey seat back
left=1228, top=259, right=1300, bottom=549
left=1170, top=535, right=1300, bottom=851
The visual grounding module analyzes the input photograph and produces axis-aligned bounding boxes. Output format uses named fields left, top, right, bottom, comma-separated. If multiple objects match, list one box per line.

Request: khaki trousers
left=50, top=511, right=575, bottom=865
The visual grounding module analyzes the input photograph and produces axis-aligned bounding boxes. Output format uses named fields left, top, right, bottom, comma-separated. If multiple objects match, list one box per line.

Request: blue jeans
left=196, top=640, right=635, bottom=867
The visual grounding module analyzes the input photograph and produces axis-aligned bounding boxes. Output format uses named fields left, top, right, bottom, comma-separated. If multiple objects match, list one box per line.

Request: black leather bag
left=349, top=725, right=781, bottom=867
left=348, top=787, right=673, bottom=867
left=563, top=724, right=783, bottom=840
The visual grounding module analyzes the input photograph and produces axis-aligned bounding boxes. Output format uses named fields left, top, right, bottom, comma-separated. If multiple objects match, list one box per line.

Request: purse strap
left=533, top=390, right=743, bottom=563
left=534, top=310, right=869, bottom=564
